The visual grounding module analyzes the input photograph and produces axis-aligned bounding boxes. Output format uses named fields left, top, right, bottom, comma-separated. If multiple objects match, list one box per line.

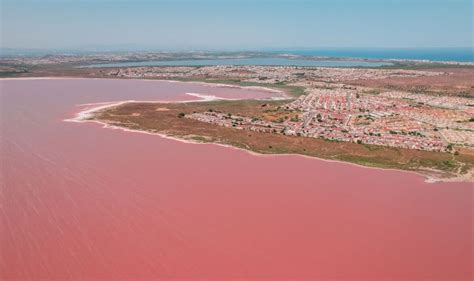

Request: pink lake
left=0, top=78, right=472, bottom=281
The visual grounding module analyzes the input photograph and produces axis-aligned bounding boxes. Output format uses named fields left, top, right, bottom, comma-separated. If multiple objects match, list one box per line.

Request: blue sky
left=1, top=0, right=472, bottom=50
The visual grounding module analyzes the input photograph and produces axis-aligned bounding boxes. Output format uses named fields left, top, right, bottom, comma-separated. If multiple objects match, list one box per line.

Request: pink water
left=1, top=78, right=472, bottom=281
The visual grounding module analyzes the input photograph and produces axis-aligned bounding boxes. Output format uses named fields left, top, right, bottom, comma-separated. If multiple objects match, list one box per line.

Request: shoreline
left=5, top=76, right=470, bottom=183
left=66, top=98, right=473, bottom=184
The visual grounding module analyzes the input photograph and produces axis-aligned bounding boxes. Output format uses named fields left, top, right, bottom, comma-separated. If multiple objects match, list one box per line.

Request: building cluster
left=106, top=65, right=444, bottom=83
left=380, top=91, right=473, bottom=110
left=111, top=67, right=195, bottom=78
left=1, top=52, right=230, bottom=66
left=277, top=89, right=446, bottom=151
left=439, top=129, right=474, bottom=146
left=99, top=64, right=474, bottom=152
left=185, top=87, right=473, bottom=152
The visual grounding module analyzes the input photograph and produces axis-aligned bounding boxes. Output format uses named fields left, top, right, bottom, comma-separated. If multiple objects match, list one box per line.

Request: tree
left=177, top=112, right=185, bottom=118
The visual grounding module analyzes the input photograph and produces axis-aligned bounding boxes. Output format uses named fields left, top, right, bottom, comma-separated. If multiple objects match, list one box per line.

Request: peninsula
left=2, top=52, right=473, bottom=180
left=58, top=59, right=474, bottom=182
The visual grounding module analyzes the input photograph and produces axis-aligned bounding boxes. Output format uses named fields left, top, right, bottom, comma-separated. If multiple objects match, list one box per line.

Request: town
left=181, top=83, right=473, bottom=152
left=3, top=55, right=473, bottom=152
left=98, top=65, right=474, bottom=152
left=105, top=65, right=446, bottom=83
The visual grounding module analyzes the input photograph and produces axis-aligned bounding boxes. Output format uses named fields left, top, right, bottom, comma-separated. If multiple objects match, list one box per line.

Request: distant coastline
left=267, top=47, right=474, bottom=62
left=2, top=47, right=472, bottom=62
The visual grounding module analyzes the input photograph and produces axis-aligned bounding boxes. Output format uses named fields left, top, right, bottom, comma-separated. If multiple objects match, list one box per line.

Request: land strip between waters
left=71, top=82, right=473, bottom=183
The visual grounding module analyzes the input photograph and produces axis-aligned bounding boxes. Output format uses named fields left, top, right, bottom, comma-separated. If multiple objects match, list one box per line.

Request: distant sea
left=268, top=48, right=473, bottom=62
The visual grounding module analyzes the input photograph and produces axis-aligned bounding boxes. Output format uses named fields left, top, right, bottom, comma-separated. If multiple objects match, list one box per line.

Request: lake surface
left=85, top=58, right=391, bottom=68
left=1, top=78, right=472, bottom=280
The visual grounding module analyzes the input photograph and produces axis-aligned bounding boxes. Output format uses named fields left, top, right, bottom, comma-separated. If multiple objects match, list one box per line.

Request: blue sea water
left=268, top=48, right=473, bottom=62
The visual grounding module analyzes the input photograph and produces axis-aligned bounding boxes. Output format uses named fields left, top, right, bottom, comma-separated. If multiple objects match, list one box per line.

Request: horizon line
left=2, top=46, right=473, bottom=52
